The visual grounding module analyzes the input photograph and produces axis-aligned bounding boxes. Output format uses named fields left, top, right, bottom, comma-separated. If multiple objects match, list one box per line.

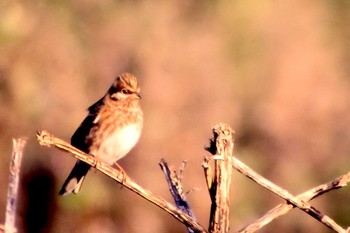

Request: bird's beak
left=136, top=93, right=141, bottom=99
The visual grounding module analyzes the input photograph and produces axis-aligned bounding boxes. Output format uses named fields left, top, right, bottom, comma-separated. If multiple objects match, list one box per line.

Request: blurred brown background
left=0, top=1, right=349, bottom=232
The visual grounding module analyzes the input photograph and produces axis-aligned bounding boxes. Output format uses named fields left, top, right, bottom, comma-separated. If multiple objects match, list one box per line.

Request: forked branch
left=159, top=159, right=196, bottom=233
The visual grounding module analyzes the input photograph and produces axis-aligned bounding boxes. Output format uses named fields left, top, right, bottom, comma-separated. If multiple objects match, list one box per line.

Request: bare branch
left=239, top=171, right=350, bottom=232
left=204, top=123, right=234, bottom=233
left=4, top=138, right=27, bottom=233
left=232, top=157, right=345, bottom=233
left=36, top=130, right=206, bottom=233
left=159, top=159, right=196, bottom=233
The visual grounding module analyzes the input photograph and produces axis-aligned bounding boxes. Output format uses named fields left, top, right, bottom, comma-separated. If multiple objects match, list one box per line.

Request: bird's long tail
left=59, top=161, right=91, bottom=195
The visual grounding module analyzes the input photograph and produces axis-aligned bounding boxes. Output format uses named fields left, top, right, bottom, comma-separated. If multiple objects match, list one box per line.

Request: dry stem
left=204, top=123, right=234, bottom=233
left=232, top=157, right=345, bottom=233
left=36, top=130, right=206, bottom=233
left=159, top=159, right=196, bottom=233
left=239, top=170, right=350, bottom=232
left=4, top=138, right=27, bottom=233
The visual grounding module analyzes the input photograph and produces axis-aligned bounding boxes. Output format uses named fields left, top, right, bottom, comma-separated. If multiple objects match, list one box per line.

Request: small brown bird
left=59, top=73, right=143, bottom=195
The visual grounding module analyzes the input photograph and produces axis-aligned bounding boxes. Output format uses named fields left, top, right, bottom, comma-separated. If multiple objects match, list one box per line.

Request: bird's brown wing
left=71, top=97, right=104, bottom=153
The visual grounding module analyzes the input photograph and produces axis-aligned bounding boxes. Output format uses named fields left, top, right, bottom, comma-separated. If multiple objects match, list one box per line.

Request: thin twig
left=239, top=171, right=350, bottom=232
left=159, top=159, right=196, bottom=233
left=36, top=130, right=206, bottom=233
left=232, top=157, right=345, bottom=233
left=4, top=138, right=27, bottom=233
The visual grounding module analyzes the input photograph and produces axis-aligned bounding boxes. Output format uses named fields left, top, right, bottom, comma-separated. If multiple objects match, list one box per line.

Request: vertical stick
left=204, top=123, right=234, bottom=233
left=4, top=138, right=26, bottom=233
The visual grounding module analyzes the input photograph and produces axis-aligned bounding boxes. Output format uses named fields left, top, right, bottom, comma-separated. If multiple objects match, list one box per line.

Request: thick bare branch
left=204, top=123, right=234, bottom=233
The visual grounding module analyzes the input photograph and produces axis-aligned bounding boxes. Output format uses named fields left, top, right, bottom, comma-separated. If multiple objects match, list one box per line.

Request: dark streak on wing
left=71, top=97, right=104, bottom=153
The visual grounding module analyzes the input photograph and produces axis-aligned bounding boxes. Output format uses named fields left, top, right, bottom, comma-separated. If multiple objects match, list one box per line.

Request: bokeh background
left=1, top=0, right=349, bottom=232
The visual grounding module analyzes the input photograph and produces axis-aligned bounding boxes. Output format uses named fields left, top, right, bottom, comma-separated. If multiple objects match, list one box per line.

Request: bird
left=59, top=73, right=143, bottom=195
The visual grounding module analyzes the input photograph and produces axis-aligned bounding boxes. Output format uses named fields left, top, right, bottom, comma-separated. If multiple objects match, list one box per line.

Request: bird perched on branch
left=59, top=73, right=143, bottom=195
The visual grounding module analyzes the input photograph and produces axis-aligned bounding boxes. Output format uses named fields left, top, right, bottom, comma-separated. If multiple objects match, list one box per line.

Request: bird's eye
left=122, top=89, right=129, bottom=94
